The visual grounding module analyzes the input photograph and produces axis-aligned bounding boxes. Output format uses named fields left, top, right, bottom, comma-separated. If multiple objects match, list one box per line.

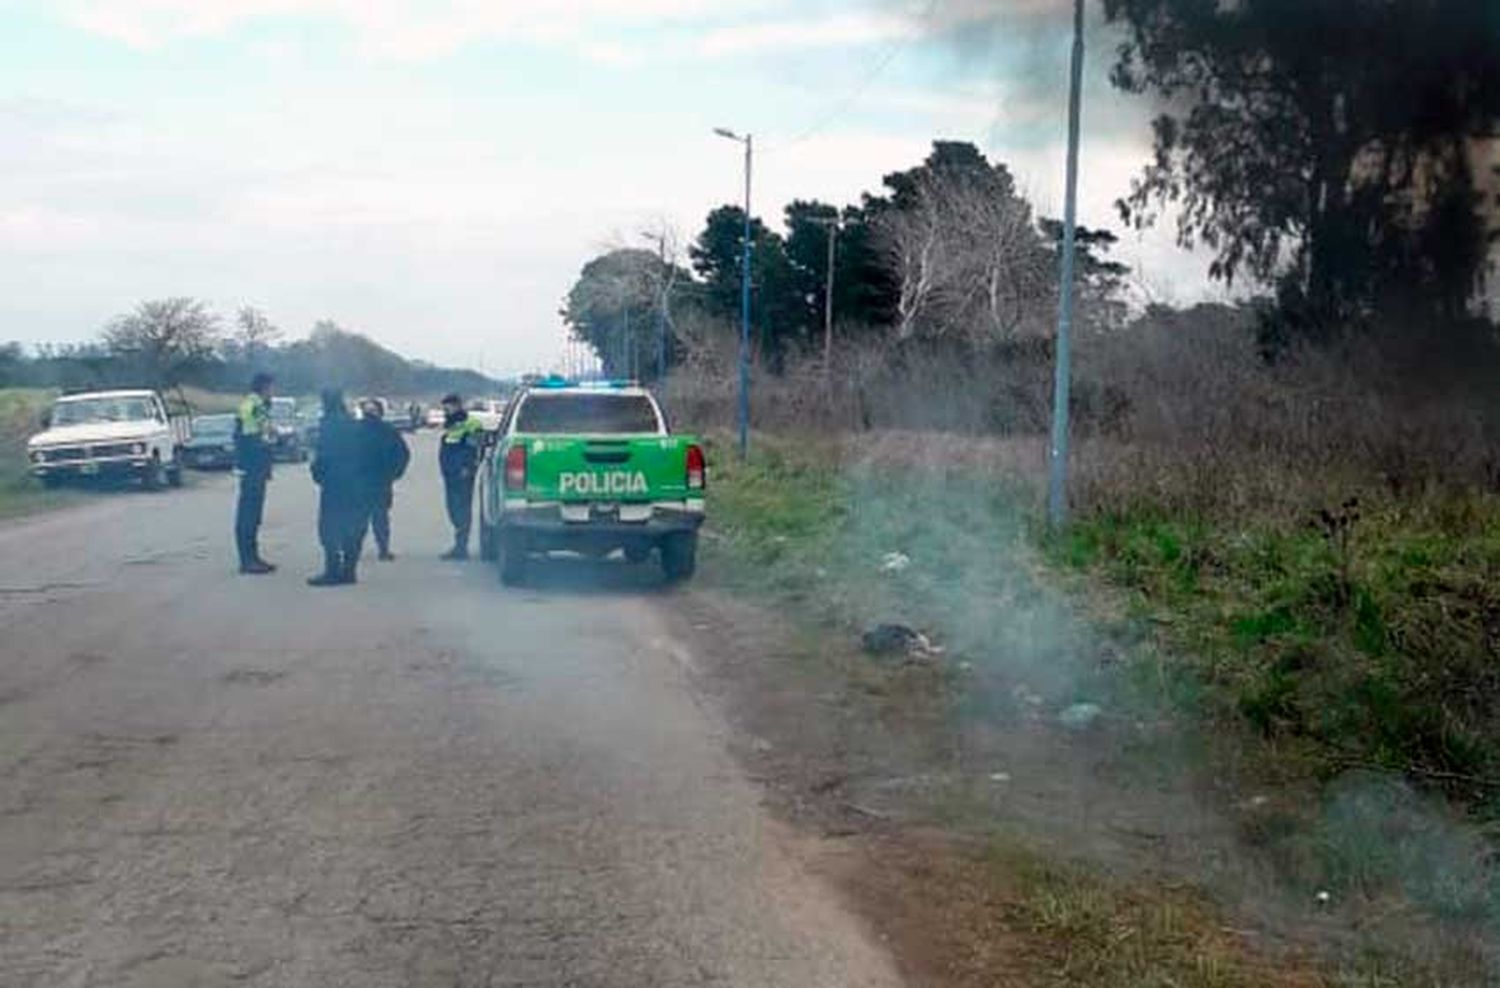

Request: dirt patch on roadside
left=663, top=588, right=1381, bottom=988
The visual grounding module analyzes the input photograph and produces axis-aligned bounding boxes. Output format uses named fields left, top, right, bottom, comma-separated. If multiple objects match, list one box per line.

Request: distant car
left=269, top=397, right=309, bottom=462
left=425, top=407, right=447, bottom=429
left=182, top=413, right=238, bottom=470
left=468, top=398, right=506, bottom=431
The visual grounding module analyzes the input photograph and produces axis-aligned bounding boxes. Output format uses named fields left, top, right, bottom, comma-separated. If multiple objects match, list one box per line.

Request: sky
left=0, top=0, right=1219, bottom=375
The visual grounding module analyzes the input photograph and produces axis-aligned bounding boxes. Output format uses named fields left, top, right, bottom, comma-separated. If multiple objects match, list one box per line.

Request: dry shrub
left=663, top=308, right=1500, bottom=521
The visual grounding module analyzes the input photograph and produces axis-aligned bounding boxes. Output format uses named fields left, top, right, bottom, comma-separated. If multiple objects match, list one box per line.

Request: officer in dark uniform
left=308, top=390, right=369, bottom=586
left=438, top=393, right=486, bottom=560
left=357, top=398, right=411, bottom=561
left=234, top=372, right=277, bottom=575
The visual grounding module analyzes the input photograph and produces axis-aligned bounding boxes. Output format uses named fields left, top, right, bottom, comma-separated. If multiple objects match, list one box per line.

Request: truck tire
left=660, top=532, right=697, bottom=583
left=167, top=454, right=184, bottom=488
left=478, top=521, right=498, bottom=561
left=498, top=530, right=527, bottom=586
left=141, top=455, right=165, bottom=491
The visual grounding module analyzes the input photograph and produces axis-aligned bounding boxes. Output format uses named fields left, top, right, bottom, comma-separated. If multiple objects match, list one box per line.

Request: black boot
left=307, top=551, right=344, bottom=587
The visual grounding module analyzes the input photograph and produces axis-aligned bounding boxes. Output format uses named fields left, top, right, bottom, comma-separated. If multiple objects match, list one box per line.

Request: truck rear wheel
left=660, top=532, right=697, bottom=583
left=498, top=530, right=527, bottom=586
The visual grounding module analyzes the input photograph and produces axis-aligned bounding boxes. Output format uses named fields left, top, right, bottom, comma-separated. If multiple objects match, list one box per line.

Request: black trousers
left=370, top=499, right=391, bottom=553
left=234, top=469, right=269, bottom=566
left=443, top=472, right=475, bottom=549
left=319, top=497, right=370, bottom=578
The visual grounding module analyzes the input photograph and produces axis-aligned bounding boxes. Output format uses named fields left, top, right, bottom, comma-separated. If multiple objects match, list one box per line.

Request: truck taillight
left=686, top=443, right=706, bottom=491
left=504, top=445, right=527, bottom=491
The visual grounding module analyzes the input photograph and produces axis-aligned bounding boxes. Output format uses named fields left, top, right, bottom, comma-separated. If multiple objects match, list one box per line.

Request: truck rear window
left=514, top=394, right=661, bottom=434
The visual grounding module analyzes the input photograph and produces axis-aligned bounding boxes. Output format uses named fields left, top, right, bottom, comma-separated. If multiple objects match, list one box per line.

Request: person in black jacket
left=438, top=393, right=486, bottom=560
left=357, top=398, right=411, bottom=561
left=308, top=390, right=369, bottom=587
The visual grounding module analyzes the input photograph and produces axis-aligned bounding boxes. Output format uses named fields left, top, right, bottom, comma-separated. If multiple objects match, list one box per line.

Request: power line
left=760, top=0, right=940, bottom=154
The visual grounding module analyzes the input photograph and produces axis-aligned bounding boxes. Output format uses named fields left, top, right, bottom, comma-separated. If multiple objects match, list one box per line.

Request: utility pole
left=715, top=127, right=753, bottom=461
left=1047, top=0, right=1085, bottom=530
left=812, top=216, right=839, bottom=374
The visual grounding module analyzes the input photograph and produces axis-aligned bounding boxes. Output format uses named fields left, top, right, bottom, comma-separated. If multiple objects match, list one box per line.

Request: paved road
left=0, top=433, right=899, bottom=988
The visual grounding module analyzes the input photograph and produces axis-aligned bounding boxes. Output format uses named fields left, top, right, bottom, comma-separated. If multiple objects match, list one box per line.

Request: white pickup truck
left=27, top=389, right=191, bottom=489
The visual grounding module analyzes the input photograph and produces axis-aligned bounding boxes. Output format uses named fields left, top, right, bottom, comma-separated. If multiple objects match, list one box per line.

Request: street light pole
left=1047, top=0, right=1085, bottom=530
left=716, top=127, right=753, bottom=461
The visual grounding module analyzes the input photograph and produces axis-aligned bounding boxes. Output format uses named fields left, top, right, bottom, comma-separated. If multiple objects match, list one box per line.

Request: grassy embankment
left=699, top=428, right=1500, bottom=986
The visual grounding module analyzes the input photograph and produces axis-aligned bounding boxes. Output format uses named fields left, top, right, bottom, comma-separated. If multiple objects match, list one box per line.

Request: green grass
left=0, top=388, right=61, bottom=517
left=701, top=434, right=1500, bottom=985
left=1049, top=497, right=1500, bottom=795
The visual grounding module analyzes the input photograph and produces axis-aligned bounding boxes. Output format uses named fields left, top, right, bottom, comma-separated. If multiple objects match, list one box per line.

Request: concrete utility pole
left=1047, top=0, right=1085, bottom=530
left=811, top=216, right=839, bottom=374
left=715, top=127, right=753, bottom=461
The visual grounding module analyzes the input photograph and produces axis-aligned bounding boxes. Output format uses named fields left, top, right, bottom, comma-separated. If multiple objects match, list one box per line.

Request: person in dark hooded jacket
left=308, top=390, right=370, bottom=586
left=357, top=398, right=410, bottom=560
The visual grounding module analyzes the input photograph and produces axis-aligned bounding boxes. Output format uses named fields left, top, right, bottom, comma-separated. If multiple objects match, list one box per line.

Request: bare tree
left=235, top=305, right=282, bottom=360
left=879, top=187, right=943, bottom=339
left=101, top=297, right=223, bottom=385
left=876, top=165, right=1054, bottom=345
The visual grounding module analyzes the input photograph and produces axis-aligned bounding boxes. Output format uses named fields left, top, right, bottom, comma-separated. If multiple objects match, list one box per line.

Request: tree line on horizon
left=0, top=301, right=502, bottom=399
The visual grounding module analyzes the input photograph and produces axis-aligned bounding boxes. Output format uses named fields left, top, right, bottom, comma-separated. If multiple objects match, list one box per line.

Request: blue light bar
left=532, top=376, right=636, bottom=390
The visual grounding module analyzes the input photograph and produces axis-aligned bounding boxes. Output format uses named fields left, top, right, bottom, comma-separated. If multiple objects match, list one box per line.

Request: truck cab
left=478, top=380, right=705, bottom=585
left=27, top=389, right=190, bottom=489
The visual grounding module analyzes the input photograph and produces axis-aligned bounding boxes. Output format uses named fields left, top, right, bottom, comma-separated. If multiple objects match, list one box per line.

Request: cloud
left=694, top=11, right=909, bottom=56
left=60, top=0, right=726, bottom=58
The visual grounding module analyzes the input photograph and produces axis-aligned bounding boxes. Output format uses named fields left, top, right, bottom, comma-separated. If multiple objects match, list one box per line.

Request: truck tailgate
left=518, top=435, right=692, bottom=502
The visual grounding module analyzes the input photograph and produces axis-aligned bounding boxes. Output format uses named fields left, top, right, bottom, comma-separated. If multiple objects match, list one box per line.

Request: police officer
left=438, top=393, right=486, bottom=560
left=357, top=397, right=410, bottom=561
left=308, top=390, right=368, bottom=586
left=234, top=372, right=277, bottom=575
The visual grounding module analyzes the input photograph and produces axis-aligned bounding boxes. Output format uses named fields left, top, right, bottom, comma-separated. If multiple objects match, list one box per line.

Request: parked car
left=269, top=397, right=309, bottom=462
left=27, top=388, right=190, bottom=489
left=181, top=413, right=238, bottom=470
left=425, top=406, right=447, bottom=429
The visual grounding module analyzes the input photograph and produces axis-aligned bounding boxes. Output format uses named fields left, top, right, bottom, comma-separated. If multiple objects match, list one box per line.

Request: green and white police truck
left=477, top=380, right=706, bottom=585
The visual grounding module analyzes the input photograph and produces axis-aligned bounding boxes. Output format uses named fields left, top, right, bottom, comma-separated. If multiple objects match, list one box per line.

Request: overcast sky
left=1, top=0, right=1219, bottom=375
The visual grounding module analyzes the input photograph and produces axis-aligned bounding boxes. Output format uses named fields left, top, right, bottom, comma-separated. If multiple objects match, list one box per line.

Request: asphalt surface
left=0, top=432, right=900, bottom=988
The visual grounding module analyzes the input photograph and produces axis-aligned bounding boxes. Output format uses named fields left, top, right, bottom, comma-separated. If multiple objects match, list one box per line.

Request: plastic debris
left=989, top=772, right=1012, bottom=783
left=861, top=624, right=944, bottom=659
left=879, top=551, right=911, bottom=573
left=1058, top=702, right=1103, bottom=730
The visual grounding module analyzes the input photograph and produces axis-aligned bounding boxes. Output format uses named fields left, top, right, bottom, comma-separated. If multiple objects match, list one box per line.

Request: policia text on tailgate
left=477, top=380, right=705, bottom=585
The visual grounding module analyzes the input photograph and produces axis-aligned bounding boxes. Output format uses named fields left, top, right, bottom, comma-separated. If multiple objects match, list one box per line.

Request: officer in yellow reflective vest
left=234, top=372, right=277, bottom=574
left=438, top=393, right=486, bottom=560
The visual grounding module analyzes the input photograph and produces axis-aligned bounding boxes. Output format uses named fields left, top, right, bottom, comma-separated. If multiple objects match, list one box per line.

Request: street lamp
left=715, top=127, right=753, bottom=461
left=1047, top=0, right=1085, bottom=530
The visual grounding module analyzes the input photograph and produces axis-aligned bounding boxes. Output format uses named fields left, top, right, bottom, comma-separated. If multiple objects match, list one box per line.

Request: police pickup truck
left=477, top=380, right=705, bottom=585
left=27, top=389, right=190, bottom=489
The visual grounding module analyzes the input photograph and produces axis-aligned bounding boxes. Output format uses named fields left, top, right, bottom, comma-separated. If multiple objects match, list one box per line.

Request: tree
left=872, top=142, right=1053, bottom=341
left=100, top=297, right=223, bottom=386
left=1105, top=0, right=1500, bottom=335
left=688, top=205, right=801, bottom=368
left=563, top=248, right=688, bottom=379
left=234, top=306, right=281, bottom=360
